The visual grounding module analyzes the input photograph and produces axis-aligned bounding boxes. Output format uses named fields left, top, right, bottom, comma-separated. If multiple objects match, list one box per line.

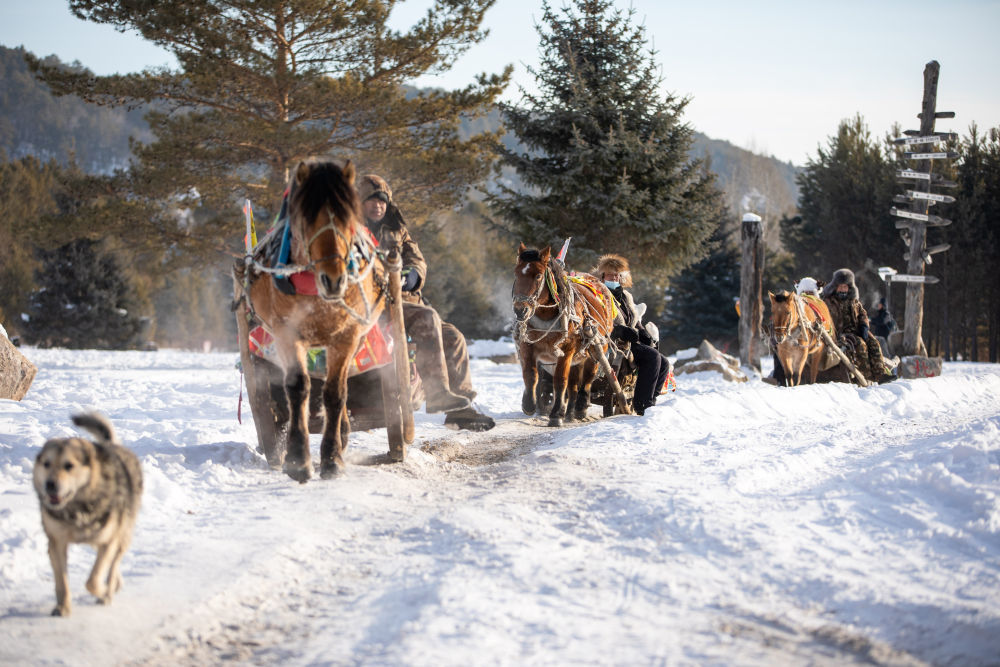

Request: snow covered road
left=1, top=346, right=998, bottom=665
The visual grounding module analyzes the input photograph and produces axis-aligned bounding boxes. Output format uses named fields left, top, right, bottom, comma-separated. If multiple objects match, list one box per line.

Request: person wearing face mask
left=594, top=254, right=671, bottom=415
left=821, top=268, right=894, bottom=384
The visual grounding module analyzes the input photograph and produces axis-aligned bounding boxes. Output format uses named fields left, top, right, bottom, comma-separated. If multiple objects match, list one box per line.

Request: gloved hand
left=401, top=267, right=421, bottom=292
left=858, top=324, right=870, bottom=340
left=637, top=327, right=653, bottom=346
left=612, top=324, right=639, bottom=344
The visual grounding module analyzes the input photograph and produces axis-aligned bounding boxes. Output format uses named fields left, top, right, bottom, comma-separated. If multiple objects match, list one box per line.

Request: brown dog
left=33, top=413, right=143, bottom=616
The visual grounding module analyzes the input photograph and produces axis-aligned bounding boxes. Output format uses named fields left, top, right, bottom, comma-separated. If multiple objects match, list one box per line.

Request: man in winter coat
left=821, top=268, right=893, bottom=384
left=358, top=174, right=495, bottom=431
left=594, top=254, right=670, bottom=416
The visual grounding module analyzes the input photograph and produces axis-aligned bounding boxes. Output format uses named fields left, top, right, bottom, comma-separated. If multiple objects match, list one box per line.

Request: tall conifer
left=488, top=0, right=726, bottom=279
left=27, top=0, right=510, bottom=257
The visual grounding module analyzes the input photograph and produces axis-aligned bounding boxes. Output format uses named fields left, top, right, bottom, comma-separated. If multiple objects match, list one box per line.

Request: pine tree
left=22, top=239, right=146, bottom=349
left=487, top=0, right=726, bottom=280
left=780, top=114, right=901, bottom=297
left=27, top=1, right=510, bottom=258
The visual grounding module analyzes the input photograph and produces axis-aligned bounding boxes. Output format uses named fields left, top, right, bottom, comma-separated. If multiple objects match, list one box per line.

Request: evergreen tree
left=660, top=220, right=795, bottom=352
left=659, top=227, right=741, bottom=351
left=926, top=124, right=1000, bottom=361
left=487, top=0, right=726, bottom=281
left=22, top=239, right=146, bottom=349
left=780, top=114, right=900, bottom=297
left=417, top=201, right=513, bottom=339
left=27, top=0, right=510, bottom=258
left=0, top=155, right=56, bottom=331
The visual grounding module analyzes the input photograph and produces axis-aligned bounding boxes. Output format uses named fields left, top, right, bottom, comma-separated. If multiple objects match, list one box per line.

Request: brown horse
left=233, top=158, right=390, bottom=482
left=768, top=290, right=836, bottom=386
left=512, top=243, right=616, bottom=426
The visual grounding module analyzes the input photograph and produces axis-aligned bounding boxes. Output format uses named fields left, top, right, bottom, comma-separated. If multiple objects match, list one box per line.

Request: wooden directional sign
left=891, top=207, right=952, bottom=227
left=903, top=151, right=958, bottom=160
left=904, top=245, right=950, bottom=263
left=894, top=194, right=935, bottom=206
left=894, top=133, right=957, bottom=144
left=906, top=190, right=955, bottom=204
left=887, top=273, right=939, bottom=284
left=896, top=170, right=958, bottom=187
left=918, top=111, right=956, bottom=119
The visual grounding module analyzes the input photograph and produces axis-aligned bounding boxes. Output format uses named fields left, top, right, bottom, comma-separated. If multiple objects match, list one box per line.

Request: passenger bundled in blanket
left=821, top=269, right=896, bottom=384
left=593, top=254, right=671, bottom=416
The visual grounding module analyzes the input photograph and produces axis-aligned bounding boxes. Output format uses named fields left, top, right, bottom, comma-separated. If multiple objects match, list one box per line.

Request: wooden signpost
left=739, top=212, right=763, bottom=372
left=887, top=60, right=956, bottom=356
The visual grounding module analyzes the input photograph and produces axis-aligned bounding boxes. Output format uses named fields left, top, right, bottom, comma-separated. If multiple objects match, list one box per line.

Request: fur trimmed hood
left=822, top=268, right=858, bottom=300
left=592, top=254, right=633, bottom=288
left=357, top=173, right=392, bottom=203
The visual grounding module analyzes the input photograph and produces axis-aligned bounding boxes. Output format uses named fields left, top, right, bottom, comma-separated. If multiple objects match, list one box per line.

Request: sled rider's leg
left=630, top=342, right=660, bottom=414
left=402, top=302, right=469, bottom=414
left=441, top=321, right=476, bottom=400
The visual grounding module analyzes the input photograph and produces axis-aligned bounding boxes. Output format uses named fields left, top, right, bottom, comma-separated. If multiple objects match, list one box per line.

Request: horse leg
left=807, top=350, right=821, bottom=385
left=319, top=355, right=352, bottom=480
left=573, top=359, right=599, bottom=421
left=549, top=352, right=573, bottom=427
left=519, top=343, right=538, bottom=415
left=282, top=342, right=312, bottom=483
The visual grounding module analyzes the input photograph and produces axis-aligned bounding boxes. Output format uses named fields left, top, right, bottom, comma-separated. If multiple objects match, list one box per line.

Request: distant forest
left=0, top=47, right=152, bottom=173
left=1, top=46, right=800, bottom=226
left=1, top=44, right=801, bottom=351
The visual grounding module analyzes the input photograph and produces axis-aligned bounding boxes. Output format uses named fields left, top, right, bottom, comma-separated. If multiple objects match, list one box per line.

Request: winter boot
left=424, top=389, right=471, bottom=414
left=443, top=406, right=496, bottom=431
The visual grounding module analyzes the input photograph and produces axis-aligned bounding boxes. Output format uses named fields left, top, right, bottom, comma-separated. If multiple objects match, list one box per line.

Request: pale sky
left=2, top=0, right=998, bottom=165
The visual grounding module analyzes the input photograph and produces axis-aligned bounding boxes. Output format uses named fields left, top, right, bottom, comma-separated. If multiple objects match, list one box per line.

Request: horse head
left=768, top=290, right=796, bottom=343
left=513, top=243, right=552, bottom=321
left=289, top=158, right=362, bottom=301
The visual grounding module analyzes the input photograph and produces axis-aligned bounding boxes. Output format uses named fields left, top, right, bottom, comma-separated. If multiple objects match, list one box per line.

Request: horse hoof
left=283, top=461, right=312, bottom=483
left=319, top=463, right=343, bottom=480
left=522, top=398, right=537, bottom=415
left=547, top=417, right=563, bottom=427
left=387, top=446, right=407, bottom=463
left=573, top=411, right=588, bottom=421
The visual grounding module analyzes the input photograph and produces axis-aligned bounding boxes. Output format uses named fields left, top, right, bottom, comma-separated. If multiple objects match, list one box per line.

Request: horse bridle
left=301, top=208, right=382, bottom=325
left=512, top=264, right=551, bottom=322
left=304, top=209, right=363, bottom=276
left=773, top=293, right=812, bottom=345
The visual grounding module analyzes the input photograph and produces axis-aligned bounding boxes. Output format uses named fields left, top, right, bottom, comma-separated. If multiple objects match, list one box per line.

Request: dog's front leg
left=48, top=538, right=71, bottom=616
left=86, top=540, right=120, bottom=604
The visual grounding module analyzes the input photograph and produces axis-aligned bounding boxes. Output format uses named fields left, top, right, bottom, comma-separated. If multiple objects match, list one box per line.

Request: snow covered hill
left=1, top=344, right=998, bottom=665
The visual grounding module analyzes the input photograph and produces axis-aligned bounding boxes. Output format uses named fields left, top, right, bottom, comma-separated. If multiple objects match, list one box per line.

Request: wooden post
left=902, top=61, right=939, bottom=356
left=739, top=212, right=764, bottom=371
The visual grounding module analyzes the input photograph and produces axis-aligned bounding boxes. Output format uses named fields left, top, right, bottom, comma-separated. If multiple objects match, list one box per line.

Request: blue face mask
left=604, top=280, right=620, bottom=290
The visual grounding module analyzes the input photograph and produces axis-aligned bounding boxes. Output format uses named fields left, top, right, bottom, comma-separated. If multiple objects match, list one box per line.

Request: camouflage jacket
left=822, top=295, right=870, bottom=338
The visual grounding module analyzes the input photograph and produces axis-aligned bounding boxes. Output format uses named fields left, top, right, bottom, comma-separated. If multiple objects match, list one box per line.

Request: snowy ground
left=1, top=342, right=999, bottom=666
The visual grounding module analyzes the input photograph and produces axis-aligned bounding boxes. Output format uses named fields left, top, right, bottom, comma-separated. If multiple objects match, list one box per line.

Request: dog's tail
left=72, top=412, right=118, bottom=446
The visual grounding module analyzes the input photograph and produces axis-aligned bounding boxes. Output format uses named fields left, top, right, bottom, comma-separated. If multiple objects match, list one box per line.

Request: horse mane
left=518, top=248, right=542, bottom=264
left=772, top=290, right=792, bottom=303
left=290, top=160, right=361, bottom=236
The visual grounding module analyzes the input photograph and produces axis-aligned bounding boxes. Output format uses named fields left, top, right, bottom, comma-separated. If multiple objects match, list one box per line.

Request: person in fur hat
left=358, top=174, right=495, bottom=430
left=594, top=254, right=671, bottom=416
left=821, top=268, right=893, bottom=383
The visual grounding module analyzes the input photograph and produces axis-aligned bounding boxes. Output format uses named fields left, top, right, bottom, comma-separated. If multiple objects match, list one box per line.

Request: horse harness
left=513, top=261, right=608, bottom=355
left=237, top=207, right=392, bottom=332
